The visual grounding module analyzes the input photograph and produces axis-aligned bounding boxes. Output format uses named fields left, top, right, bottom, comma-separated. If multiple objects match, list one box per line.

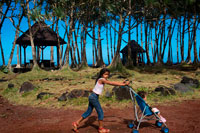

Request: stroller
left=127, top=86, right=169, bottom=133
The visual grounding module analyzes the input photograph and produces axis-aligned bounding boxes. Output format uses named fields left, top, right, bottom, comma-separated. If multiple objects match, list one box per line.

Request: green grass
left=0, top=67, right=200, bottom=109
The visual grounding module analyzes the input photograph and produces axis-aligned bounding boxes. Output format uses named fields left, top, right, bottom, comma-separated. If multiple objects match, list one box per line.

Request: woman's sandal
left=72, top=122, right=79, bottom=132
left=98, top=127, right=110, bottom=133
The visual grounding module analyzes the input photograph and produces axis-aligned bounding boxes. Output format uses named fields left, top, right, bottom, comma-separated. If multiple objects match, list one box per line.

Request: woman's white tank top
left=92, top=78, right=104, bottom=95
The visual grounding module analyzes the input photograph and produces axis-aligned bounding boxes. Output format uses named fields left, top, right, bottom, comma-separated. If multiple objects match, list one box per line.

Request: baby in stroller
left=137, top=91, right=166, bottom=123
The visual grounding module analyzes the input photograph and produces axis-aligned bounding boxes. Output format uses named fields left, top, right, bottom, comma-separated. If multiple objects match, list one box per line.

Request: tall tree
left=26, top=0, right=38, bottom=68
left=0, top=0, right=12, bottom=66
left=7, top=1, right=24, bottom=70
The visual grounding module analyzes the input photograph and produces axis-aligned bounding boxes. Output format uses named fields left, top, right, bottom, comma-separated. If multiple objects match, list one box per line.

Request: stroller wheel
left=155, top=120, right=163, bottom=127
left=132, top=129, right=139, bottom=133
left=128, top=123, right=134, bottom=128
left=161, top=126, right=169, bottom=133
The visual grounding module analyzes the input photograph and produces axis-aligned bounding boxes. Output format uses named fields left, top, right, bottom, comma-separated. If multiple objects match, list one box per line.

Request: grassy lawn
left=0, top=66, right=200, bottom=110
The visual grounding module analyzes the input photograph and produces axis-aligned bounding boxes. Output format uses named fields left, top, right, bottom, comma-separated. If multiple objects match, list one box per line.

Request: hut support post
left=20, top=45, right=22, bottom=66
left=57, top=46, right=60, bottom=67
left=23, top=45, right=26, bottom=68
left=37, top=46, right=39, bottom=61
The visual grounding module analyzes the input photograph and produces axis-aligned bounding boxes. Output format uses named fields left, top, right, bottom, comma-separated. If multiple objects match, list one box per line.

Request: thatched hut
left=120, top=40, right=145, bottom=66
left=16, top=21, right=66, bottom=68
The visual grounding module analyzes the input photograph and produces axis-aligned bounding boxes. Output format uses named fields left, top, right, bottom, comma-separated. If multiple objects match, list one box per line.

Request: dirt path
left=0, top=95, right=200, bottom=133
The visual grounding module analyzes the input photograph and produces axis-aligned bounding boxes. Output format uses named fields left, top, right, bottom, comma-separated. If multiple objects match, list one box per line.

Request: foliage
left=0, top=66, right=8, bottom=74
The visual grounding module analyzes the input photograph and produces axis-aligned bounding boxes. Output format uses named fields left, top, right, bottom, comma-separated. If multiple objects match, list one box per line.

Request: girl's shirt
left=93, top=78, right=104, bottom=95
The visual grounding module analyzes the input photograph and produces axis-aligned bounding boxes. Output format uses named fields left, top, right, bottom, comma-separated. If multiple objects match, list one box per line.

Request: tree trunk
left=125, top=0, right=133, bottom=67
left=106, top=24, right=110, bottom=65
left=158, top=20, right=164, bottom=64
left=150, top=27, right=155, bottom=63
left=109, top=14, right=123, bottom=69
left=145, top=22, right=150, bottom=64
left=114, top=20, right=117, bottom=54
left=161, top=18, right=173, bottom=60
left=81, top=25, right=88, bottom=67
left=154, top=20, right=159, bottom=63
left=177, top=22, right=179, bottom=63
left=96, top=23, right=105, bottom=67
left=7, top=10, right=23, bottom=70
left=110, top=21, right=113, bottom=60
left=126, top=14, right=133, bottom=67
left=193, top=15, right=198, bottom=63
left=140, top=22, right=143, bottom=63
left=0, top=36, right=5, bottom=66
left=50, top=20, right=55, bottom=66
left=54, top=19, right=62, bottom=68
left=74, top=23, right=80, bottom=65
left=167, top=19, right=176, bottom=63
left=92, top=23, right=96, bottom=66
left=96, top=1, right=105, bottom=67
left=181, top=14, right=186, bottom=62
left=186, top=18, right=192, bottom=63
left=26, top=0, right=38, bottom=68
left=62, top=3, right=74, bottom=68
left=0, top=1, right=11, bottom=66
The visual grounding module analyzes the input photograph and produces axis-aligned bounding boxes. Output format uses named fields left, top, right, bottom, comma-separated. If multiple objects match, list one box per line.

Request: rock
left=37, top=92, right=54, bottom=100
left=58, top=91, right=69, bottom=101
left=8, top=83, right=14, bottom=88
left=179, top=65, right=198, bottom=71
left=181, top=76, right=199, bottom=88
left=70, top=89, right=89, bottom=97
left=112, top=86, right=131, bottom=101
left=195, top=71, right=200, bottom=76
left=105, top=91, right=113, bottom=98
left=19, top=82, right=35, bottom=93
left=154, top=85, right=176, bottom=96
left=174, top=83, right=194, bottom=93
left=59, top=89, right=90, bottom=101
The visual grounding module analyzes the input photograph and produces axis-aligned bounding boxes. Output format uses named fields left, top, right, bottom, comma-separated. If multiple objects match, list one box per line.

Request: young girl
left=72, top=68, right=130, bottom=133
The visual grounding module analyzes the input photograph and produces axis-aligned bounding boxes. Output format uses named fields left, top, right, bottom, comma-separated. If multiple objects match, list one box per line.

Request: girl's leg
left=92, top=96, right=110, bottom=132
left=73, top=102, right=94, bottom=131
left=98, top=120, right=103, bottom=128
left=98, top=120, right=110, bottom=133
left=81, top=102, right=94, bottom=119
left=75, top=116, right=84, bottom=125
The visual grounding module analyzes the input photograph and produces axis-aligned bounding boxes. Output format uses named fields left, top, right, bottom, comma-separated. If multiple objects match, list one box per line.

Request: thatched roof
left=120, top=40, right=145, bottom=54
left=16, top=22, right=66, bottom=46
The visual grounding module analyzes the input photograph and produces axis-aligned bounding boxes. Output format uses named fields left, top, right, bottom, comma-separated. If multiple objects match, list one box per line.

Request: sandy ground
left=0, top=95, right=200, bottom=133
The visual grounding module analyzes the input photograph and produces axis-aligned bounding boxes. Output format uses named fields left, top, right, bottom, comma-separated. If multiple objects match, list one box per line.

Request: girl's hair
left=137, top=91, right=147, bottom=99
left=95, top=68, right=110, bottom=84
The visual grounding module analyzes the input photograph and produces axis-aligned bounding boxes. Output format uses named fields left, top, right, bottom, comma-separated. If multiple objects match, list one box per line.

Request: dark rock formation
left=19, top=82, right=35, bottom=93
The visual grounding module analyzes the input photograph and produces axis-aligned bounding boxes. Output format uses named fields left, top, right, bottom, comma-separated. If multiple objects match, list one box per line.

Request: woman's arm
left=100, top=78, right=130, bottom=86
